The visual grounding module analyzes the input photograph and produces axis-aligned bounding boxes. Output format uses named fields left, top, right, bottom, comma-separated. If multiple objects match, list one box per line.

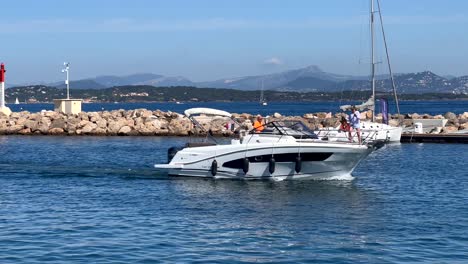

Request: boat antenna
left=370, top=0, right=376, bottom=122
left=376, top=0, right=401, bottom=119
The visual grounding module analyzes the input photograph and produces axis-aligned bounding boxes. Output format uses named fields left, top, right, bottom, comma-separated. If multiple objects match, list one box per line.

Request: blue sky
left=1, top=0, right=468, bottom=84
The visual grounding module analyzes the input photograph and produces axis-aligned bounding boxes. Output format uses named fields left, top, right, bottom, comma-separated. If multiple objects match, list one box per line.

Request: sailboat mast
left=370, top=0, right=376, bottom=122
left=260, top=79, right=264, bottom=103
left=376, top=0, right=401, bottom=118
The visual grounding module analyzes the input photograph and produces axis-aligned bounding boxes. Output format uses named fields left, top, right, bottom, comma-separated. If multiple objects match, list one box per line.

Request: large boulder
left=459, top=122, right=468, bottom=130
left=42, top=111, right=60, bottom=119
left=444, top=112, right=457, bottom=120
left=48, top=128, right=65, bottom=135
left=459, top=112, right=468, bottom=120
left=388, top=119, right=400, bottom=127
left=321, top=118, right=338, bottom=128
left=16, top=117, right=28, bottom=127
left=7, top=125, right=24, bottom=134
left=88, top=112, right=101, bottom=123
left=125, top=118, right=135, bottom=128
left=152, top=110, right=164, bottom=118
left=316, top=112, right=328, bottom=119
left=51, top=117, right=67, bottom=130
left=93, top=127, right=107, bottom=136
left=107, top=119, right=127, bottom=134
left=36, top=123, right=50, bottom=134
left=303, top=113, right=316, bottom=119
left=96, top=119, right=107, bottom=129
left=67, top=117, right=81, bottom=127
left=403, top=119, right=413, bottom=127
left=24, top=119, right=39, bottom=131
left=18, top=128, right=32, bottom=135
left=79, top=120, right=91, bottom=128
left=168, top=117, right=191, bottom=135
left=10, top=112, right=22, bottom=119
left=442, top=126, right=458, bottom=133
left=118, top=125, right=132, bottom=135
left=78, top=112, right=89, bottom=121
left=273, top=112, right=282, bottom=118
left=81, top=123, right=98, bottom=134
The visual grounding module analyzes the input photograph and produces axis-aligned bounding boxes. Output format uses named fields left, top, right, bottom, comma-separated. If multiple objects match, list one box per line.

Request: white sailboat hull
left=317, top=122, right=402, bottom=143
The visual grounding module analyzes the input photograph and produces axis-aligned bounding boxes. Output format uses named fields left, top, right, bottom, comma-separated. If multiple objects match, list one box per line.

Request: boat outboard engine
left=167, top=146, right=183, bottom=163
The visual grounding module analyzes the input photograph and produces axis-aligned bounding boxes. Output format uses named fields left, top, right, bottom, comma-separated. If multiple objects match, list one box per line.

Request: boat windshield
left=251, top=120, right=318, bottom=139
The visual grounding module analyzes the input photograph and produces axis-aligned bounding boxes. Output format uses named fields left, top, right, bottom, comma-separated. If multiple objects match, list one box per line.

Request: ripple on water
left=0, top=136, right=467, bottom=263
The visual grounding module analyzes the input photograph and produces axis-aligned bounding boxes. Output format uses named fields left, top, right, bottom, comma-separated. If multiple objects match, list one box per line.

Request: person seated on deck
left=253, top=115, right=265, bottom=133
left=339, top=116, right=351, bottom=133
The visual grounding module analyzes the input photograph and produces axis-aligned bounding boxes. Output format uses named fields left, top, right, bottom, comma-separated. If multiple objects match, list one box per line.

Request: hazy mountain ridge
left=279, top=70, right=468, bottom=94
left=8, top=65, right=468, bottom=95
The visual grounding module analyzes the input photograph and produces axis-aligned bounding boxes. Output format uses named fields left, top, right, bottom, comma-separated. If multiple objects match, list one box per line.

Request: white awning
left=184, top=108, right=232, bottom=118
left=340, top=96, right=375, bottom=112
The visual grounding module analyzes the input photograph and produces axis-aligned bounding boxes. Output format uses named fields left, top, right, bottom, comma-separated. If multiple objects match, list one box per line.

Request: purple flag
left=380, top=98, right=389, bottom=125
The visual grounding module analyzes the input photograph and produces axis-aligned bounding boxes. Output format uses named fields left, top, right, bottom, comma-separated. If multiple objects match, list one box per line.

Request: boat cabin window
left=251, top=121, right=318, bottom=139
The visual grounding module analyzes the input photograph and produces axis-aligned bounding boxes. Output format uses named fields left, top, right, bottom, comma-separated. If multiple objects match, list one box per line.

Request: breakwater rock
left=0, top=109, right=467, bottom=136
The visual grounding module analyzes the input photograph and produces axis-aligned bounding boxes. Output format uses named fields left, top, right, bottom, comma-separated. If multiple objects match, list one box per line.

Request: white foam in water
left=321, top=173, right=355, bottom=181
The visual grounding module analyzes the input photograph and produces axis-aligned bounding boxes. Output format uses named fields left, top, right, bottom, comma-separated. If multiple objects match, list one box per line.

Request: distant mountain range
left=10, top=65, right=468, bottom=94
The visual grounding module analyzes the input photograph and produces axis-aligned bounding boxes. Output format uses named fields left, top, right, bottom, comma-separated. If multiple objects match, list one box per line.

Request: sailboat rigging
left=321, top=0, right=403, bottom=143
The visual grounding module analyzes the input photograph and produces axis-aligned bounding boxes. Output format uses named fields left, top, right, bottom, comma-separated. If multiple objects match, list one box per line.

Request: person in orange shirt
left=253, top=115, right=265, bottom=133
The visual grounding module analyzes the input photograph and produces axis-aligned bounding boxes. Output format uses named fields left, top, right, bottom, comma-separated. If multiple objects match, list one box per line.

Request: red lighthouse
left=0, top=62, right=12, bottom=116
left=0, top=63, right=5, bottom=83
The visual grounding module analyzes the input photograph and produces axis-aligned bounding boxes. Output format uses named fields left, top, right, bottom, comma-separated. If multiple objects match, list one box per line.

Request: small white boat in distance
left=155, top=107, right=384, bottom=180
left=15, top=97, right=19, bottom=104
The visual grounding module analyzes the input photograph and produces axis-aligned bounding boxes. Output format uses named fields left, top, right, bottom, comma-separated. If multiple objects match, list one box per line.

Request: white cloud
left=263, top=57, right=283, bottom=66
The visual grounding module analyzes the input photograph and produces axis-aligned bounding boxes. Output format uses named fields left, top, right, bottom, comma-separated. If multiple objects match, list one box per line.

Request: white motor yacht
left=155, top=108, right=384, bottom=180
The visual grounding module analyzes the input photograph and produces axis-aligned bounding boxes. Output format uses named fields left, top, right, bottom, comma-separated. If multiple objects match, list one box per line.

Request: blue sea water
left=0, top=136, right=467, bottom=263
left=6, top=100, right=468, bottom=116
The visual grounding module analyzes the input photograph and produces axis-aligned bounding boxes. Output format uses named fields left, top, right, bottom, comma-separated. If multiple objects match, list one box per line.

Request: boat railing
left=315, top=128, right=378, bottom=144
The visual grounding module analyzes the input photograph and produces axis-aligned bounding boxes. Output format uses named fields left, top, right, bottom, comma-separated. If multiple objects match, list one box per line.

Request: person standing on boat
left=253, top=115, right=265, bottom=133
left=349, top=106, right=361, bottom=144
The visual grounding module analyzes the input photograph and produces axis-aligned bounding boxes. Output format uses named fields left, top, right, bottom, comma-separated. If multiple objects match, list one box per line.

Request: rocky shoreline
left=0, top=109, right=467, bottom=136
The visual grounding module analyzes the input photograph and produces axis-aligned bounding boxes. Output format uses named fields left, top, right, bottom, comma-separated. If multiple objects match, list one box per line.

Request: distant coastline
left=5, top=85, right=468, bottom=104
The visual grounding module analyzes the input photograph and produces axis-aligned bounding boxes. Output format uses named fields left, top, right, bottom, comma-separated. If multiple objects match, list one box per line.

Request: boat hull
left=155, top=142, right=374, bottom=181
left=317, top=122, right=402, bottom=143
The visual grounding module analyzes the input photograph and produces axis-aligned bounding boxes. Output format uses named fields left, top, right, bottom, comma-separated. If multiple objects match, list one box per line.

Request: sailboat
left=15, top=97, right=19, bottom=104
left=318, top=0, right=402, bottom=143
left=259, top=79, right=268, bottom=106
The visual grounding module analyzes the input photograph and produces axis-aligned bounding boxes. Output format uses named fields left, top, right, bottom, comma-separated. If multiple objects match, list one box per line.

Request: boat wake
left=320, top=173, right=355, bottom=181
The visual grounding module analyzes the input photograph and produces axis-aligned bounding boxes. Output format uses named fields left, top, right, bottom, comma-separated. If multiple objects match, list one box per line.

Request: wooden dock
left=401, top=133, right=468, bottom=143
